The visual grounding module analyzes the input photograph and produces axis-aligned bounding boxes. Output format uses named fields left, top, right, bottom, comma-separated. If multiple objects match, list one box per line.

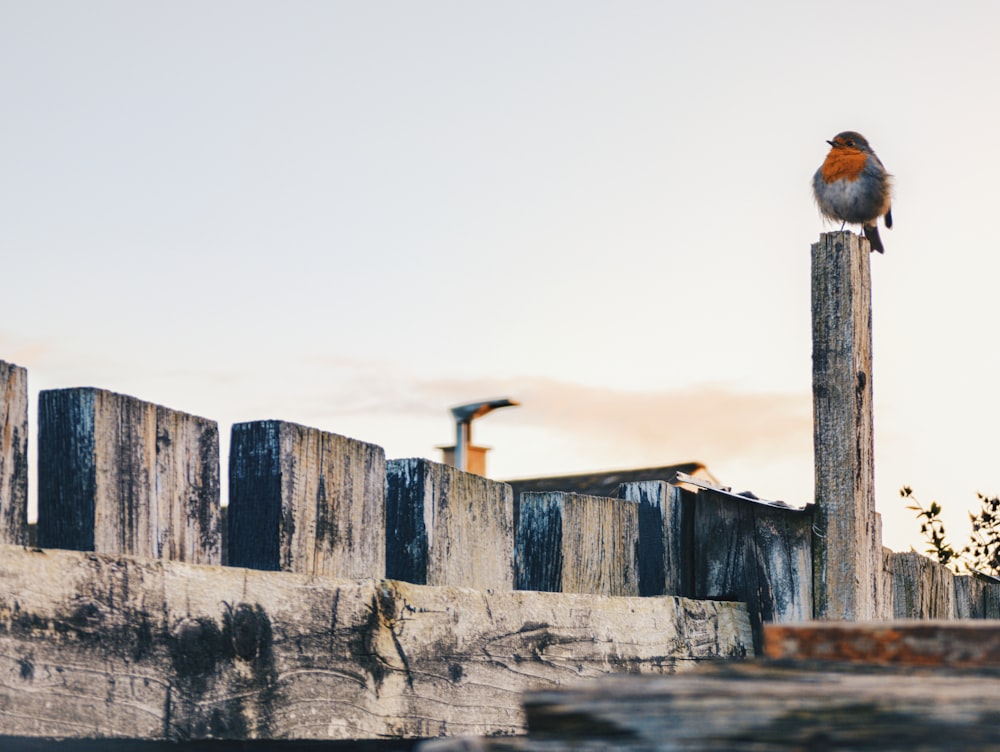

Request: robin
left=813, top=131, right=893, bottom=253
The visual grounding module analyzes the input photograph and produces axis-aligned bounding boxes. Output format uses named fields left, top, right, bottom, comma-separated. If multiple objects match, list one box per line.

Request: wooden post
left=618, top=481, right=693, bottom=597
left=385, top=458, right=514, bottom=589
left=228, top=420, right=385, bottom=578
left=37, top=388, right=220, bottom=563
left=515, top=492, right=639, bottom=596
left=811, top=231, right=880, bottom=620
left=0, top=360, right=28, bottom=545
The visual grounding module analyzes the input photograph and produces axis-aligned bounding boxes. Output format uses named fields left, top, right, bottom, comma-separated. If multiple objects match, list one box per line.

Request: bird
left=813, top=131, right=893, bottom=253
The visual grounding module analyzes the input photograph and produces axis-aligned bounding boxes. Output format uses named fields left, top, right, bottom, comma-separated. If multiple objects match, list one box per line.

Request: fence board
left=37, top=388, right=220, bottom=563
left=892, top=551, right=954, bottom=619
left=385, top=458, right=513, bottom=589
left=0, top=361, right=28, bottom=545
left=618, top=481, right=694, bottom=597
left=228, top=420, right=385, bottom=577
left=692, top=489, right=812, bottom=651
left=516, top=492, right=639, bottom=596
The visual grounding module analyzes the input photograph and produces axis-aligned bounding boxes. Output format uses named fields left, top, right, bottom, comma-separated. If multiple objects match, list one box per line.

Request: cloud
left=343, top=373, right=813, bottom=468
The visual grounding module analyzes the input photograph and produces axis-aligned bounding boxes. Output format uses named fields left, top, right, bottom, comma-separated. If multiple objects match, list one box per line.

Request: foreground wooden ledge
left=424, top=620, right=1000, bottom=751
left=0, top=544, right=752, bottom=741
left=428, top=659, right=1000, bottom=751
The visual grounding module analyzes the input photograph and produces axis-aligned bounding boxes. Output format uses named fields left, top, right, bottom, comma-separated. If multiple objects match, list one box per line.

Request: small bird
left=813, top=131, right=893, bottom=253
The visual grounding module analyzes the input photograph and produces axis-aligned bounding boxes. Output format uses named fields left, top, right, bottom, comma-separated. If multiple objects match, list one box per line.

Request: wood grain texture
left=430, top=662, right=1000, bottom=751
left=0, top=544, right=752, bottom=741
left=811, top=231, right=880, bottom=620
left=617, top=481, right=693, bottom=597
left=892, top=551, right=955, bottom=619
left=516, top=492, right=639, bottom=596
left=878, top=544, right=896, bottom=619
left=228, top=420, right=385, bottom=578
left=385, top=458, right=514, bottom=589
left=692, top=489, right=812, bottom=652
left=0, top=361, right=28, bottom=546
left=36, top=388, right=220, bottom=563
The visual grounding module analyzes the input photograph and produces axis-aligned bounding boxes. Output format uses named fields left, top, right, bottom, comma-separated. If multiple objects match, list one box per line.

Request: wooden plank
left=955, top=574, right=978, bottom=619
left=516, top=492, right=639, bottom=596
left=385, top=458, right=514, bottom=589
left=811, top=231, right=880, bottom=620
left=763, top=620, right=1000, bottom=666
left=0, top=544, right=753, bottom=741
left=0, top=360, right=28, bottom=546
left=877, top=545, right=896, bottom=619
left=618, top=481, right=695, bottom=597
left=437, top=662, right=1000, bottom=751
left=692, top=489, right=812, bottom=652
left=892, top=551, right=954, bottom=619
left=36, top=388, right=220, bottom=563
left=228, top=420, right=385, bottom=578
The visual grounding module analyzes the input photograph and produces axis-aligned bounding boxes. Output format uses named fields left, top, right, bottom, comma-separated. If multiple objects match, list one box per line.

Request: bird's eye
left=846, top=140, right=855, bottom=147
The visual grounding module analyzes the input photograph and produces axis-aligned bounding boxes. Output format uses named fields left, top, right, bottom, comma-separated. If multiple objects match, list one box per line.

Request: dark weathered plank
left=0, top=360, right=28, bottom=546
left=37, top=388, right=220, bottom=563
left=228, top=420, right=385, bottom=577
left=892, top=551, right=954, bottom=619
left=516, top=492, right=639, bottom=596
left=811, top=231, right=880, bottom=619
left=692, top=489, right=812, bottom=651
left=385, top=458, right=514, bottom=589
left=618, top=481, right=694, bottom=597
left=435, top=662, right=1000, bottom=752
left=0, top=544, right=752, bottom=741
left=763, top=620, right=1000, bottom=666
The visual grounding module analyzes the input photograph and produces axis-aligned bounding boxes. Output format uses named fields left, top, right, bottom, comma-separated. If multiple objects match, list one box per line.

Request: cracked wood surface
left=0, top=544, right=752, bottom=741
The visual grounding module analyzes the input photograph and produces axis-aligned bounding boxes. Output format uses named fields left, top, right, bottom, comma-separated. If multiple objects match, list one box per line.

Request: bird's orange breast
left=820, top=148, right=868, bottom=183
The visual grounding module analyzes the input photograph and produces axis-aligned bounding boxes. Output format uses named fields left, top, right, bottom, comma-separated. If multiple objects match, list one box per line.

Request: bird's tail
left=863, top=223, right=885, bottom=254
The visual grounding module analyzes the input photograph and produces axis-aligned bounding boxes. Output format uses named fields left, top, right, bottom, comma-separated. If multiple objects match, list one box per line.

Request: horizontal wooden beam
left=764, top=620, right=1000, bottom=666
left=0, top=544, right=752, bottom=741
left=427, top=660, right=1000, bottom=750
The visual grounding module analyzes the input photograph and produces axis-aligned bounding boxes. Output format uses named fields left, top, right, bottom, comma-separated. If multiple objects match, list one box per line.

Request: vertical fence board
left=37, top=388, right=220, bottom=562
left=877, top=546, right=896, bottom=620
left=38, top=389, right=97, bottom=551
left=228, top=420, right=385, bottom=578
left=516, top=492, right=639, bottom=596
left=693, top=489, right=812, bottom=652
left=0, top=361, right=28, bottom=545
left=154, top=405, right=221, bottom=564
left=385, top=458, right=514, bottom=589
left=892, top=551, right=955, bottom=619
left=618, top=481, right=694, bottom=598
left=811, top=231, right=879, bottom=620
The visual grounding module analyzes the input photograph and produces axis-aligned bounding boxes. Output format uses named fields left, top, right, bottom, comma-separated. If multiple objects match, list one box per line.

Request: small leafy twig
left=900, top=486, right=960, bottom=569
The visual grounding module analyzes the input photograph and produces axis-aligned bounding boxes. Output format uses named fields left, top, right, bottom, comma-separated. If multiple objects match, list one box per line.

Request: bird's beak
left=826, top=140, right=835, bottom=147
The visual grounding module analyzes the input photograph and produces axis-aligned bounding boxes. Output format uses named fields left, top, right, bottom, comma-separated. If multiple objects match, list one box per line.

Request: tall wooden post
left=812, top=231, right=880, bottom=620
left=0, top=360, right=28, bottom=545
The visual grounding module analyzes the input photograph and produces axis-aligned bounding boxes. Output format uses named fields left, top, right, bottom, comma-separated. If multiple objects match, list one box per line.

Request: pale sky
left=3, top=1, right=999, bottom=555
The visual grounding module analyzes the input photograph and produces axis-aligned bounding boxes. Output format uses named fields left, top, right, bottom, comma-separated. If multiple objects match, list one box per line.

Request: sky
left=2, top=1, right=999, bottom=555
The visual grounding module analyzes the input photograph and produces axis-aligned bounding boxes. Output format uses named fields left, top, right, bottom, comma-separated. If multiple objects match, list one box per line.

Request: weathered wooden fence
left=0, top=377, right=754, bottom=743
left=1, top=233, right=996, bottom=746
